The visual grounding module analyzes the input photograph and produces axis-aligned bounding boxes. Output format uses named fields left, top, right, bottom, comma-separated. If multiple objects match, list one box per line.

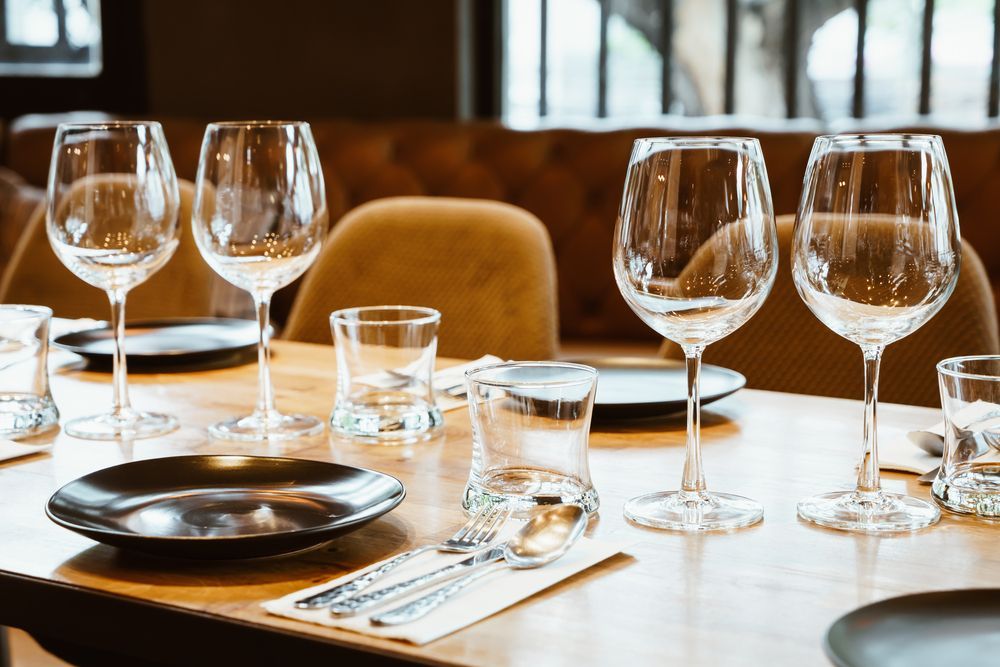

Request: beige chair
left=284, top=196, right=560, bottom=360
left=0, top=179, right=220, bottom=320
left=661, top=214, right=1000, bottom=407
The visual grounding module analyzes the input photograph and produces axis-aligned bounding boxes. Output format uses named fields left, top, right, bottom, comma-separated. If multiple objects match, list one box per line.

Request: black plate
left=46, top=455, right=405, bottom=560
left=826, top=590, right=1000, bottom=667
left=568, top=357, right=746, bottom=420
left=53, top=318, right=259, bottom=371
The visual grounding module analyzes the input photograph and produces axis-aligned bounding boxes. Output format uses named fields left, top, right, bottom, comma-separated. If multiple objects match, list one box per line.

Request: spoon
left=369, top=504, right=588, bottom=626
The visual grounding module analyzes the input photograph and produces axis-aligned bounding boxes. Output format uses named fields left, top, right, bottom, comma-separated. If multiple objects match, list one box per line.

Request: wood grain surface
left=1, top=340, right=998, bottom=666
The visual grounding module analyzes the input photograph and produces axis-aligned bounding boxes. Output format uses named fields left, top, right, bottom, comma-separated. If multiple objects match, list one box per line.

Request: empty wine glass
left=47, top=122, right=181, bottom=440
left=793, top=134, right=960, bottom=532
left=192, top=121, right=327, bottom=441
left=614, top=137, right=778, bottom=531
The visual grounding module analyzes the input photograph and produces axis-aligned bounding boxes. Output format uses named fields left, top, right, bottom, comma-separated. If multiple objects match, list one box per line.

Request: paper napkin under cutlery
left=353, top=355, right=502, bottom=414
left=0, top=440, right=51, bottom=464
left=263, top=534, right=628, bottom=645
left=879, top=400, right=1000, bottom=475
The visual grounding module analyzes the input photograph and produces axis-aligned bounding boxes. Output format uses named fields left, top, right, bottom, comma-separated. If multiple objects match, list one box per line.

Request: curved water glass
left=613, top=137, right=778, bottom=531
left=192, top=121, right=327, bottom=441
left=47, top=122, right=180, bottom=440
left=793, top=134, right=960, bottom=532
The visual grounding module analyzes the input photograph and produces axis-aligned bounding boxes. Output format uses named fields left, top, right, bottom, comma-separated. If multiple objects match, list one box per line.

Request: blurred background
left=2, top=0, right=996, bottom=127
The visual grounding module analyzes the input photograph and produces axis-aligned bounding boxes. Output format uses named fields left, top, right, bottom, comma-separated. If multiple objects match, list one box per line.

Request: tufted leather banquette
left=3, top=115, right=1000, bottom=346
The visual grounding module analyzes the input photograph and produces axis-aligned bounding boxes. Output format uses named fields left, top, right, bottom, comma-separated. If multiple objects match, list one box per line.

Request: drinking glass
left=0, top=305, right=59, bottom=438
left=47, top=122, right=180, bottom=440
left=192, top=121, right=327, bottom=441
left=793, top=134, right=960, bottom=532
left=613, top=137, right=778, bottom=531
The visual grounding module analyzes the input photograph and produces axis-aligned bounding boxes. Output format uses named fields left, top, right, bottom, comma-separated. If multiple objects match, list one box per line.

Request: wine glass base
left=65, top=411, right=178, bottom=441
left=624, top=490, right=763, bottom=532
left=797, top=490, right=940, bottom=532
left=208, top=412, right=323, bottom=442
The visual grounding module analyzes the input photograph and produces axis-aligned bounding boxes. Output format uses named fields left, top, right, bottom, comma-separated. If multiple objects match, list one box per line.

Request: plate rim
left=824, top=588, right=1000, bottom=667
left=564, top=355, right=747, bottom=407
left=52, top=317, right=261, bottom=360
left=45, top=454, right=406, bottom=543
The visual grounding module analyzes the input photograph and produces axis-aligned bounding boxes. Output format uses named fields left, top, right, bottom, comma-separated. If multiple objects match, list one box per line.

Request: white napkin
left=50, top=317, right=104, bottom=340
left=880, top=400, right=1000, bottom=474
left=263, top=535, right=628, bottom=645
left=0, top=440, right=51, bottom=463
left=353, top=355, right=502, bottom=414
left=433, top=356, right=503, bottom=412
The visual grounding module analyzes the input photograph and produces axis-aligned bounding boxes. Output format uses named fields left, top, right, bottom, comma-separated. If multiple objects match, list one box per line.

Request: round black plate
left=568, top=357, right=746, bottom=420
left=46, top=455, right=405, bottom=560
left=826, top=590, right=1000, bottom=667
left=53, top=318, right=260, bottom=371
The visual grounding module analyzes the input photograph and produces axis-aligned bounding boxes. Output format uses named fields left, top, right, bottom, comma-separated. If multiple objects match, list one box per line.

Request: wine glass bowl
left=192, top=121, right=327, bottom=441
left=47, top=122, right=181, bottom=440
left=614, top=137, right=778, bottom=531
left=793, top=134, right=960, bottom=532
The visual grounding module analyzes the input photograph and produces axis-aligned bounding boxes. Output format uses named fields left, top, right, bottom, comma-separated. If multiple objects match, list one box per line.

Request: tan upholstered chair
left=283, top=196, right=560, bottom=360
left=0, top=179, right=220, bottom=320
left=660, top=214, right=1000, bottom=407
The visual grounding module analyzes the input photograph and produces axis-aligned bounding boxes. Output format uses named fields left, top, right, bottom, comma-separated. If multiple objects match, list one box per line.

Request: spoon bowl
left=505, top=503, right=588, bottom=569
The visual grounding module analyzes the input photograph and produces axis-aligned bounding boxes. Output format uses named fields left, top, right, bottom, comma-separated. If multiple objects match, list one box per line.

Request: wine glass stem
left=253, top=291, right=277, bottom=419
left=107, top=289, right=132, bottom=418
left=856, top=344, right=884, bottom=495
left=681, top=345, right=707, bottom=494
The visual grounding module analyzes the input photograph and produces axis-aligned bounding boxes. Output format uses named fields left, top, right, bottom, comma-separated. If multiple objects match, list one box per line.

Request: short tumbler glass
left=933, top=355, right=1000, bottom=517
left=462, top=362, right=599, bottom=517
left=330, top=306, right=443, bottom=444
left=0, top=306, right=59, bottom=438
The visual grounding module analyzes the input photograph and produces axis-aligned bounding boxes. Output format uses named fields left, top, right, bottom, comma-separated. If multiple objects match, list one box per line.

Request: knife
left=329, top=546, right=505, bottom=616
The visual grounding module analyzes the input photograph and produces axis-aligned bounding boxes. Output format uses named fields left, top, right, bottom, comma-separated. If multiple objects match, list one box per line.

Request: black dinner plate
left=53, top=317, right=259, bottom=371
left=826, top=590, right=1000, bottom=667
left=46, top=455, right=406, bottom=560
left=567, top=357, right=746, bottom=420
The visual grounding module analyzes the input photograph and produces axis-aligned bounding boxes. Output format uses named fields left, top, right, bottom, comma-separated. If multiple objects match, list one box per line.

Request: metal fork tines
left=294, top=503, right=510, bottom=609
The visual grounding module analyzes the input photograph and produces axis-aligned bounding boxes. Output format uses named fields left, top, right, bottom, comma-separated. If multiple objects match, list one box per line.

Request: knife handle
left=294, top=546, right=433, bottom=609
left=329, top=555, right=501, bottom=616
left=370, top=562, right=504, bottom=626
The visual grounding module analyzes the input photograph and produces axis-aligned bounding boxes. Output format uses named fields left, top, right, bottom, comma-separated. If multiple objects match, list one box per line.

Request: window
left=0, top=0, right=102, bottom=77
left=503, top=0, right=999, bottom=126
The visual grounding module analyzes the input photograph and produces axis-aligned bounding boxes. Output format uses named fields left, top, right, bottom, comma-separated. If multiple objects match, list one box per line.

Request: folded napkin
left=263, top=534, right=628, bottom=645
left=353, top=355, right=502, bottom=414
left=0, top=440, right=51, bottom=463
left=433, top=356, right=503, bottom=412
left=50, top=317, right=104, bottom=340
left=880, top=400, right=1000, bottom=474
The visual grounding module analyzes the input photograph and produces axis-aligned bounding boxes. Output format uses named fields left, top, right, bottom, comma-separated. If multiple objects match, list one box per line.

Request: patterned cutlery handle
left=370, top=563, right=504, bottom=626
left=329, top=556, right=501, bottom=616
left=294, top=546, right=431, bottom=609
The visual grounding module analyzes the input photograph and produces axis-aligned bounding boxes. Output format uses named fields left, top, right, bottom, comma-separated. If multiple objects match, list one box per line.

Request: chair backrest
left=661, top=214, right=999, bottom=407
left=0, top=178, right=222, bottom=320
left=283, top=196, right=560, bottom=360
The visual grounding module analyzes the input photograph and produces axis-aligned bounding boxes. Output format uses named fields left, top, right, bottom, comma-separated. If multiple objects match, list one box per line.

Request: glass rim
left=0, top=304, right=53, bottom=320
left=206, top=120, right=309, bottom=130
left=814, top=132, right=942, bottom=146
left=633, top=136, right=760, bottom=149
left=465, top=361, right=598, bottom=388
left=937, top=355, right=1000, bottom=382
left=330, top=305, right=441, bottom=326
left=56, top=120, right=163, bottom=131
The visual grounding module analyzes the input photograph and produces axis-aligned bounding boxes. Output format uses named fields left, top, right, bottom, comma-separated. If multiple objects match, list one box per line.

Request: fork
left=294, top=503, right=510, bottom=609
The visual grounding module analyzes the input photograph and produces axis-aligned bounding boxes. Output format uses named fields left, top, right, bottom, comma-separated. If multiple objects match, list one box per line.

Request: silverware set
left=295, top=504, right=511, bottom=618
left=293, top=503, right=586, bottom=625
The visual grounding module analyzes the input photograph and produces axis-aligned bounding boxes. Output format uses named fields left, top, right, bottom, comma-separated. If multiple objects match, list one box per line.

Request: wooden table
left=1, top=341, right=998, bottom=666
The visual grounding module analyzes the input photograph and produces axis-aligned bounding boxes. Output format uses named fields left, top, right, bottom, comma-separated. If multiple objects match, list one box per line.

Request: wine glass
left=192, top=121, right=327, bottom=441
left=793, top=134, right=960, bottom=532
left=47, top=122, right=181, bottom=440
left=613, top=137, right=778, bottom=531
